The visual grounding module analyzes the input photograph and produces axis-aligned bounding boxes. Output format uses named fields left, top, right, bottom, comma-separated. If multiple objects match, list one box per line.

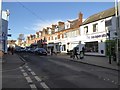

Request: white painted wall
left=80, top=16, right=116, bottom=56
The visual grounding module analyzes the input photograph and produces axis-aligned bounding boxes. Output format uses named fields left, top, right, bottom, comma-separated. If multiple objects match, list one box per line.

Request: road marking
left=23, top=72, right=28, bottom=77
left=112, top=81, right=114, bottom=83
left=28, top=68, right=32, bottom=71
left=29, top=84, right=37, bottom=89
left=25, top=66, right=29, bottom=68
left=25, top=76, right=33, bottom=83
left=40, top=82, right=49, bottom=89
left=31, top=72, right=36, bottom=76
left=104, top=78, right=106, bottom=80
left=34, top=76, right=42, bottom=82
left=21, top=69, right=25, bottom=72
left=19, top=67, right=23, bottom=69
left=107, top=78, right=110, bottom=80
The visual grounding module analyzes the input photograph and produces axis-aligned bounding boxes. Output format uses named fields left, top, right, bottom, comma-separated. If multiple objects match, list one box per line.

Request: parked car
left=34, top=48, right=47, bottom=55
left=29, top=48, right=35, bottom=53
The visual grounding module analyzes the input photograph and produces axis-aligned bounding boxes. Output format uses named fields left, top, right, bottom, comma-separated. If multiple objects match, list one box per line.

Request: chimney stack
left=78, top=12, right=83, bottom=26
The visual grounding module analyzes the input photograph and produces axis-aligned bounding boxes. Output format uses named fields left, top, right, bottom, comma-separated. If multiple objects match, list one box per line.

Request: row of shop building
left=26, top=7, right=120, bottom=57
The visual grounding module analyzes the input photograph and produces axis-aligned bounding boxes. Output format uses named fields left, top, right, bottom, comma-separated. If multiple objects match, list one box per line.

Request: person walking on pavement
left=10, top=46, right=14, bottom=55
left=7, top=46, right=10, bottom=54
left=73, top=47, right=79, bottom=59
left=51, top=47, right=54, bottom=56
left=82, top=47, right=85, bottom=56
left=80, top=47, right=85, bottom=59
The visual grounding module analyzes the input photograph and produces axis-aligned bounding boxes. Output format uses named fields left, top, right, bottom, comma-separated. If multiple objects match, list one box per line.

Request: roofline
left=80, top=14, right=115, bottom=26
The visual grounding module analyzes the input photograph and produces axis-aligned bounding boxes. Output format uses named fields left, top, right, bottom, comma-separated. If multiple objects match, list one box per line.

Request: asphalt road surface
left=5, top=52, right=119, bottom=89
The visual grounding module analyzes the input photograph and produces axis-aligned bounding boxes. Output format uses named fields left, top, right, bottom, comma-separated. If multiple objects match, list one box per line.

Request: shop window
left=93, top=23, right=98, bottom=32
left=85, top=41, right=98, bottom=52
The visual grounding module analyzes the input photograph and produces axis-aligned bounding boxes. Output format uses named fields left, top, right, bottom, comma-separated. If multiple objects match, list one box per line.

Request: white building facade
left=79, top=8, right=117, bottom=56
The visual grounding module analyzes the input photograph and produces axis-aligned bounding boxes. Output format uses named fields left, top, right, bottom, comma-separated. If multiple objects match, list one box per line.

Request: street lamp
left=107, top=30, right=111, bottom=64
left=115, top=0, right=119, bottom=65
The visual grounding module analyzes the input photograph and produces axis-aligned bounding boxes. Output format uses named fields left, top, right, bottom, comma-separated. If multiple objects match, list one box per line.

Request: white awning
left=47, top=44, right=54, bottom=47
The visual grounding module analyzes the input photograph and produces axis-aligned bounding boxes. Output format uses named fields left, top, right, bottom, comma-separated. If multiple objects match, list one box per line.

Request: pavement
left=2, top=53, right=25, bottom=70
left=2, top=53, right=30, bottom=89
left=53, top=54, right=119, bottom=71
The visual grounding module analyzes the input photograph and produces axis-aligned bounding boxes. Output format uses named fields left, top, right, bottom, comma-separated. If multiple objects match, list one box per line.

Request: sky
left=2, top=2, right=115, bottom=40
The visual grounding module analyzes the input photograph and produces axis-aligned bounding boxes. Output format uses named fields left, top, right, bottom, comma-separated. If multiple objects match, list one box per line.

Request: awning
left=47, top=44, right=54, bottom=47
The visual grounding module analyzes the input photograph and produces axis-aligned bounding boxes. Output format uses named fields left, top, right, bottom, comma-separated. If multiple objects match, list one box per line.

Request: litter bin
left=80, top=51, right=84, bottom=59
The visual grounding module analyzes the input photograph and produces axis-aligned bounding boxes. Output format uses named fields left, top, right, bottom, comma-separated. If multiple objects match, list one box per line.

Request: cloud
left=33, top=19, right=62, bottom=31
left=24, top=19, right=62, bottom=32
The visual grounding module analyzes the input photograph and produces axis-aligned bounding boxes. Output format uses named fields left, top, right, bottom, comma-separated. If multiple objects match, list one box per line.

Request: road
left=16, top=52, right=118, bottom=89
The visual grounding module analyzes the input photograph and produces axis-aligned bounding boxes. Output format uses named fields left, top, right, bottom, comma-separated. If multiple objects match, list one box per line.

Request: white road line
left=21, top=69, right=25, bottom=72
left=25, top=66, right=29, bottom=68
left=29, top=84, right=37, bottom=89
left=19, top=67, right=23, bottom=69
left=40, top=82, right=49, bottom=89
left=112, top=81, right=114, bottom=83
left=34, top=76, right=42, bottom=82
left=23, top=72, right=28, bottom=77
left=31, top=72, right=36, bottom=76
left=104, top=78, right=106, bottom=80
left=107, top=78, right=110, bottom=80
left=25, top=76, right=33, bottom=83
left=28, top=68, right=32, bottom=71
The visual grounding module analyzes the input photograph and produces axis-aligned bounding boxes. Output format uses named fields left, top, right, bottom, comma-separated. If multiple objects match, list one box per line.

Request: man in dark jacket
left=73, top=47, right=78, bottom=59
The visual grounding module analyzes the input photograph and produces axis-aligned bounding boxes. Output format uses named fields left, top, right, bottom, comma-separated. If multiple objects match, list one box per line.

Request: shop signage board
left=86, top=32, right=107, bottom=40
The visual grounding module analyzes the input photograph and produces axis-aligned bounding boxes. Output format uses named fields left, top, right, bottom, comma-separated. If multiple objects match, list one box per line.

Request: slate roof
left=82, top=7, right=115, bottom=25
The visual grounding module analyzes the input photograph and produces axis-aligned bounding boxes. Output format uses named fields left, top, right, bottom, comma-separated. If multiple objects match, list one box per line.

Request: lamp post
left=107, top=30, right=111, bottom=64
left=115, top=0, right=119, bottom=65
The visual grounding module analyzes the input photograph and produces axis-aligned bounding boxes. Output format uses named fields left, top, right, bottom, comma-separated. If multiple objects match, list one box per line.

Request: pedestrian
left=51, top=47, right=54, bottom=56
left=73, top=47, right=79, bottom=59
left=7, top=46, right=10, bottom=54
left=80, top=47, right=85, bottom=59
left=10, top=47, right=14, bottom=55
left=82, top=47, right=85, bottom=55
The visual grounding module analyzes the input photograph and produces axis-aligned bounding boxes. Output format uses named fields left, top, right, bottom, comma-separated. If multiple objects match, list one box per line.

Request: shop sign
left=90, top=33, right=107, bottom=39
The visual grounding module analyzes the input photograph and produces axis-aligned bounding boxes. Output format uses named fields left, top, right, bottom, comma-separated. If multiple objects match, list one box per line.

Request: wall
left=2, top=11, right=9, bottom=53
left=80, top=16, right=116, bottom=56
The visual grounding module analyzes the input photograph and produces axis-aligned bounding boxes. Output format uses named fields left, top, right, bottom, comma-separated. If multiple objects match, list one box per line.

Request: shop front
left=80, top=32, right=107, bottom=56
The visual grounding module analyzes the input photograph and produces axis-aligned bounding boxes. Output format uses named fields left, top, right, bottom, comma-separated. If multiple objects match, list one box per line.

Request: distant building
left=1, top=10, right=10, bottom=53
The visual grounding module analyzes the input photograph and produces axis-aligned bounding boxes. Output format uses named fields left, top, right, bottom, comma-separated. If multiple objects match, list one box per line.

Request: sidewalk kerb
left=69, top=59, right=119, bottom=71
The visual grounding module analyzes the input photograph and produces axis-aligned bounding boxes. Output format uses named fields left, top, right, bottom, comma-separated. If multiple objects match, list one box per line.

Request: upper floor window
left=84, top=26, right=88, bottom=34
left=58, top=35, right=60, bottom=39
left=64, top=33, right=67, bottom=38
left=93, top=23, right=98, bottom=32
left=105, top=19, right=112, bottom=26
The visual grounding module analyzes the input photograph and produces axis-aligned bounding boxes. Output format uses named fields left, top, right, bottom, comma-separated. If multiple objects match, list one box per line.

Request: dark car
left=34, top=48, right=47, bottom=55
